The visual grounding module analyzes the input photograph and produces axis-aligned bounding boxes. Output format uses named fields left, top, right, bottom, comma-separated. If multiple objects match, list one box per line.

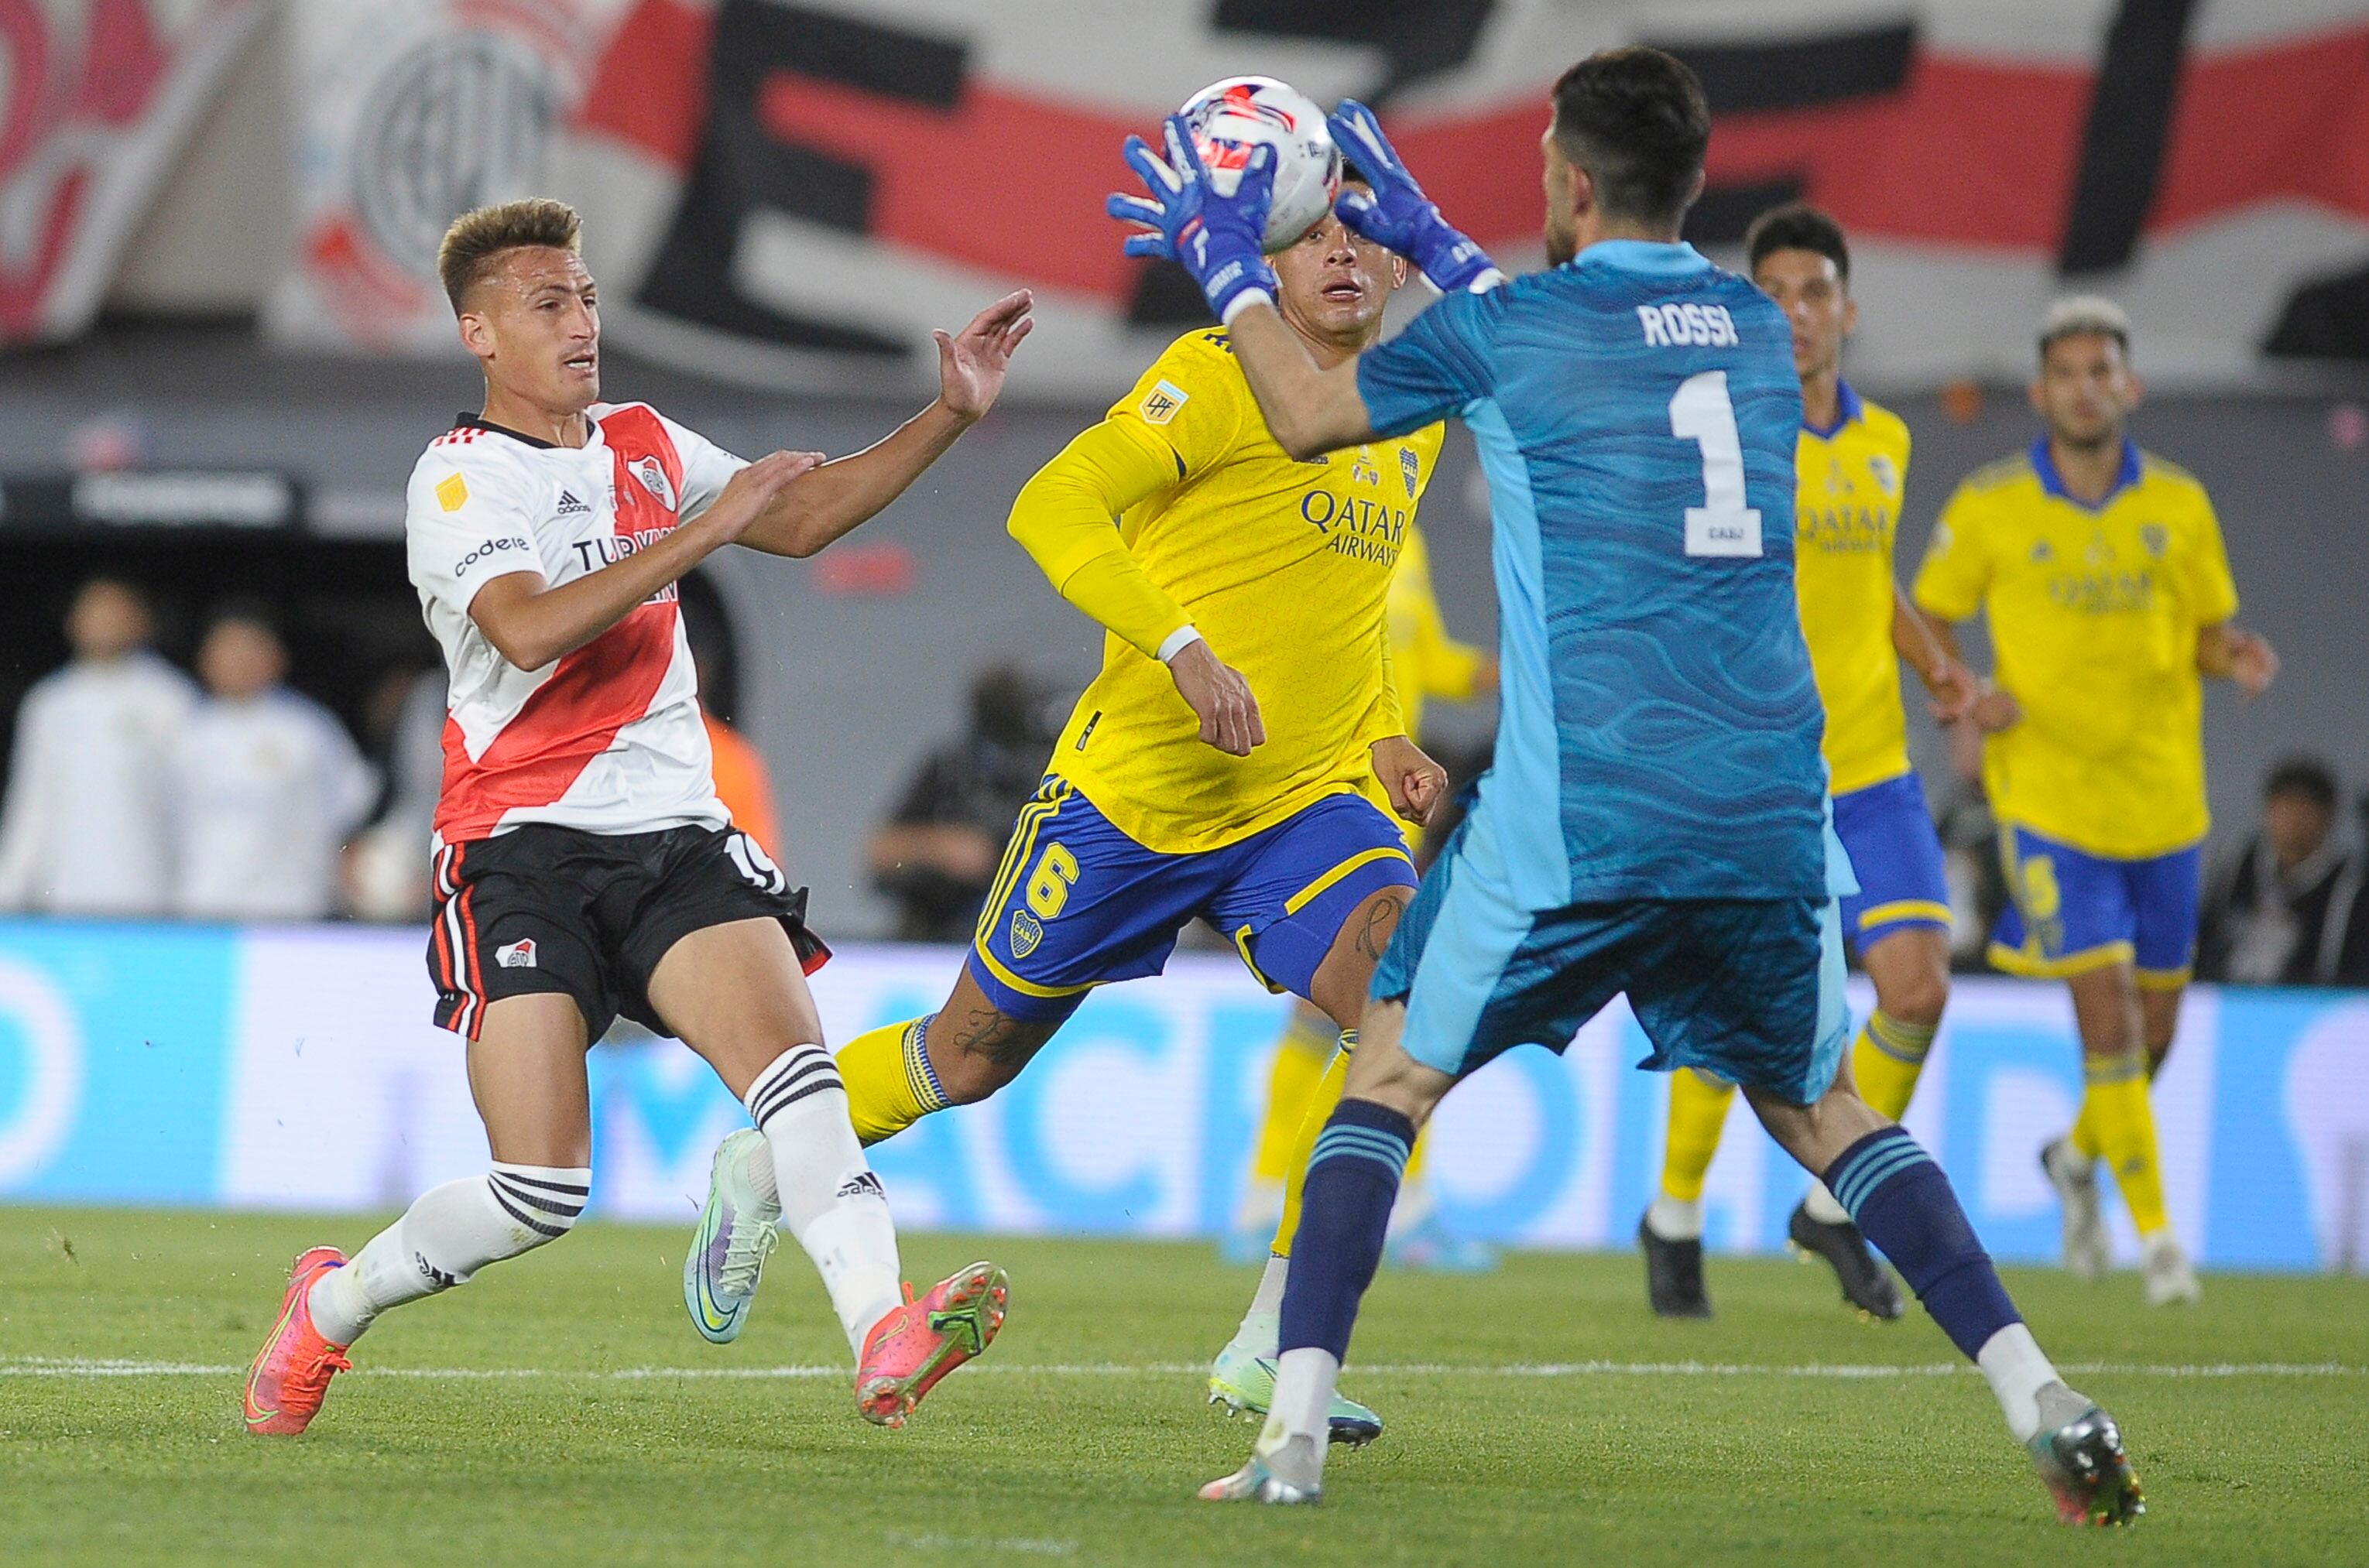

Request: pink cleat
left=243, top=1246, right=353, bottom=1436
left=853, top=1261, right=1009, bottom=1428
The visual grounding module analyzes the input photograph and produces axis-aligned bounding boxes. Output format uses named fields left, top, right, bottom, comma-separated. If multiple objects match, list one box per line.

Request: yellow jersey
left=1792, top=385, right=1915, bottom=796
left=1913, top=439, right=2238, bottom=858
left=1386, top=522, right=1488, bottom=743
left=1047, top=328, right=1444, bottom=853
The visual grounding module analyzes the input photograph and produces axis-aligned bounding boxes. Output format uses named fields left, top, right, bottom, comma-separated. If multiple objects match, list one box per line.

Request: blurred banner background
left=22, top=1, right=2369, bottom=389
left=2, top=920, right=2362, bottom=1268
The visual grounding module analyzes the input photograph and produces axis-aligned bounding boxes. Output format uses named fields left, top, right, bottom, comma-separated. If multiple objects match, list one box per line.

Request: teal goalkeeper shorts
left=966, top=777, right=1416, bottom=1024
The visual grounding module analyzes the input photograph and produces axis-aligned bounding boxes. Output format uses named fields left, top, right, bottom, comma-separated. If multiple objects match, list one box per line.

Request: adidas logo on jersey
left=496, top=939, right=538, bottom=969
left=556, top=489, right=591, bottom=515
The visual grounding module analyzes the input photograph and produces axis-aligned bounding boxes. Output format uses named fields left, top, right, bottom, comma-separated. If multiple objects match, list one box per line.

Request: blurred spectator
left=170, top=603, right=377, bottom=920
left=2198, top=758, right=2362, bottom=984
left=870, top=664, right=1057, bottom=942
left=0, top=579, right=194, bottom=914
left=345, top=667, right=449, bottom=922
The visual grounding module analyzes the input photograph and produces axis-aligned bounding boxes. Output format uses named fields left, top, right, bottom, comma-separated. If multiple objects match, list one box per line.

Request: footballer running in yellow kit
left=1913, top=296, right=2277, bottom=1305
left=1641, top=206, right=1978, bottom=1321
left=688, top=182, right=1448, bottom=1445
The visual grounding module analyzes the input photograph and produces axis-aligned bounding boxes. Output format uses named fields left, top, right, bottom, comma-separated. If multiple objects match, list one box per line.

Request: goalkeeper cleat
left=2028, top=1382, right=2145, bottom=1526
left=2041, top=1138, right=2110, bottom=1281
left=855, top=1261, right=1008, bottom=1428
left=1637, top=1214, right=1712, bottom=1319
left=243, top=1246, right=353, bottom=1436
left=684, top=1128, right=781, bottom=1345
left=1206, top=1339, right=1383, bottom=1446
left=1785, top=1200, right=1904, bottom=1320
left=2141, top=1231, right=2201, bottom=1306
left=1200, top=1430, right=1325, bottom=1505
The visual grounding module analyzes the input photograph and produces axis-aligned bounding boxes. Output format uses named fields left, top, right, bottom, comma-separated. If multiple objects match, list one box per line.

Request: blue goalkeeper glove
left=1328, top=98, right=1503, bottom=295
left=1107, top=115, right=1279, bottom=324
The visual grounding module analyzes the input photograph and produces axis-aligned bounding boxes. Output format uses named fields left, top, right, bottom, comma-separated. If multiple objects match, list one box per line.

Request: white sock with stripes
left=745, top=1045, right=903, bottom=1359
left=307, top=1164, right=589, bottom=1346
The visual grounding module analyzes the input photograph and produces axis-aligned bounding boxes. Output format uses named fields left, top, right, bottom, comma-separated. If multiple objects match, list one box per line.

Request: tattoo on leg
left=948, top=1007, right=1045, bottom=1073
left=1356, top=892, right=1408, bottom=963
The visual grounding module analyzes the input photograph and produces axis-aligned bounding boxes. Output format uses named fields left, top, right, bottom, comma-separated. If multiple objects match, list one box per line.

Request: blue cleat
left=684, top=1128, right=780, bottom=1345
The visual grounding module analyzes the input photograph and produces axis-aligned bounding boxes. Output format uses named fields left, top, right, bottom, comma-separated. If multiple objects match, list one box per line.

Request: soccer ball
left=1178, top=77, right=1342, bottom=253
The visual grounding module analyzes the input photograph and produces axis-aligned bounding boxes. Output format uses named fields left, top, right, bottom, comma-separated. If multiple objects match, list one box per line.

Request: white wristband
left=1157, top=625, right=1205, bottom=663
left=1218, top=288, right=1275, bottom=325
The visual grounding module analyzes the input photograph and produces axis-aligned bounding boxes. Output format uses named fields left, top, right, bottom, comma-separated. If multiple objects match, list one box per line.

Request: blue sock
left=1279, top=1098, right=1414, bottom=1362
left=1824, top=1125, right=2021, bottom=1361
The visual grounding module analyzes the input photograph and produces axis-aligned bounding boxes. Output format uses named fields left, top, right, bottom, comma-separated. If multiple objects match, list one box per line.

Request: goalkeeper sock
left=308, top=1164, right=588, bottom=1345
left=746, top=1044, right=903, bottom=1358
left=2081, top=1054, right=2170, bottom=1238
left=1279, top=1097, right=1412, bottom=1374
left=835, top=1015, right=945, bottom=1146
left=1270, top=1030, right=1353, bottom=1258
left=1853, top=1010, right=1936, bottom=1121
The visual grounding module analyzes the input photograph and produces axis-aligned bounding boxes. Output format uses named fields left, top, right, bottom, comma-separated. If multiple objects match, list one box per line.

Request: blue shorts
left=1990, top=824, right=2203, bottom=988
left=967, top=778, right=1417, bottom=1023
left=1371, top=813, right=1852, bottom=1106
left=1832, top=772, right=1952, bottom=951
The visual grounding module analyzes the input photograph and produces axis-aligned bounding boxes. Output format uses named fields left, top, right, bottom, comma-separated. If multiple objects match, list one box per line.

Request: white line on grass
left=0, top=1356, right=2357, bottom=1381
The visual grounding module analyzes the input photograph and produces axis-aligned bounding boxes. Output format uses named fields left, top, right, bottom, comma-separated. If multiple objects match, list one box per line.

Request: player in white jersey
left=244, top=197, right=1034, bottom=1436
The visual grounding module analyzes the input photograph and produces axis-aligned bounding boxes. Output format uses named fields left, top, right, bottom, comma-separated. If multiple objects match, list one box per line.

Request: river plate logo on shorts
left=1010, top=909, right=1044, bottom=959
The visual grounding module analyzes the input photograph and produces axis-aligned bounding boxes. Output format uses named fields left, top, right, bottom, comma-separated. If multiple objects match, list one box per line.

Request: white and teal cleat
left=1207, top=1339, right=1383, bottom=1446
left=684, top=1128, right=781, bottom=1345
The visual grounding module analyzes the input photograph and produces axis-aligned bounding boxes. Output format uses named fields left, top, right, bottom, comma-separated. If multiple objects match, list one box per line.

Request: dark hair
left=2264, top=755, right=2338, bottom=813
left=1549, top=47, right=1712, bottom=228
left=437, top=197, right=581, bottom=313
left=1746, top=203, right=1850, bottom=282
left=201, top=595, right=282, bottom=644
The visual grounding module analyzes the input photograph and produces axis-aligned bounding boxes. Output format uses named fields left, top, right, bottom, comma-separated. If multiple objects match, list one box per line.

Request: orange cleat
left=243, top=1246, right=354, bottom=1436
left=853, top=1261, right=1008, bottom=1428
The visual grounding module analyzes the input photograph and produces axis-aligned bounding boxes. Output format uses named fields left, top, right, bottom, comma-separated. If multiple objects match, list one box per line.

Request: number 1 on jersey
left=1669, top=370, right=1762, bottom=558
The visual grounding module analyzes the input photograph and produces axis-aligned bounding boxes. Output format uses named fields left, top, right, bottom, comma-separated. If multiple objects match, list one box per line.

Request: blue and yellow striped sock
left=1278, top=1097, right=1413, bottom=1363
left=1825, top=1125, right=2021, bottom=1361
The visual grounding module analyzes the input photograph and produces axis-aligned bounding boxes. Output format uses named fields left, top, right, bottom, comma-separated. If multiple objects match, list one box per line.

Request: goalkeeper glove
left=1328, top=98, right=1503, bottom=294
left=1107, top=115, right=1279, bottom=324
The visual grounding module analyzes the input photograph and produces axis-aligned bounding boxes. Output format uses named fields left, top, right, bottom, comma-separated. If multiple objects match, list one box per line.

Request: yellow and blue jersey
left=1914, top=437, right=2238, bottom=859
left=1794, top=383, right=1915, bottom=796
left=1051, top=329, right=1442, bottom=854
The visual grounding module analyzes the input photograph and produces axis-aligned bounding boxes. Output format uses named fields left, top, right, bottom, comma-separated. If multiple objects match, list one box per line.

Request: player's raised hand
left=704, top=450, right=825, bottom=543
left=1327, top=99, right=1502, bottom=295
left=936, top=290, right=1035, bottom=422
left=1167, top=638, right=1266, bottom=756
left=1370, top=734, right=1448, bottom=827
left=1107, top=116, right=1278, bottom=322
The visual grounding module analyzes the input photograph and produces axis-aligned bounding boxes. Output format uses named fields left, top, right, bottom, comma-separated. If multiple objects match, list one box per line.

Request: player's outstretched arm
left=1891, top=582, right=1979, bottom=724
left=2196, top=621, right=2278, bottom=696
left=1106, top=118, right=1373, bottom=459
left=737, top=292, right=1034, bottom=558
left=471, top=452, right=819, bottom=670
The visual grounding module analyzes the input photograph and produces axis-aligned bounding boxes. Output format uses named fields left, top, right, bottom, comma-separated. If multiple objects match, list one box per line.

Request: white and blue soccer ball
left=1179, top=76, right=1342, bottom=253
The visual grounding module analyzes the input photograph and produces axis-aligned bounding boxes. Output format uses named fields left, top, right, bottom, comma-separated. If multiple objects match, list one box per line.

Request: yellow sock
left=1852, top=1010, right=1937, bottom=1122
left=2069, top=1102, right=2101, bottom=1161
left=1404, top=1122, right=1430, bottom=1187
left=834, top=1015, right=946, bottom=1146
left=1660, top=1067, right=1735, bottom=1203
left=1250, top=1013, right=1334, bottom=1186
left=1270, top=1029, right=1354, bottom=1259
left=2083, top=1055, right=2169, bottom=1237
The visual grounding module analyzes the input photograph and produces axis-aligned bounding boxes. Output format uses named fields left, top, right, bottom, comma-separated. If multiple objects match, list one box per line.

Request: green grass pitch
left=2, top=1207, right=2363, bottom=1566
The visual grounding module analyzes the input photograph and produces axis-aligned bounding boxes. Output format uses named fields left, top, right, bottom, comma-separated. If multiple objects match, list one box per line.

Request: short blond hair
left=437, top=197, right=581, bottom=313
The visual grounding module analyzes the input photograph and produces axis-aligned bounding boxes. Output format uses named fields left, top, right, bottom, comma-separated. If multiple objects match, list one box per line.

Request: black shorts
left=427, top=823, right=830, bottom=1042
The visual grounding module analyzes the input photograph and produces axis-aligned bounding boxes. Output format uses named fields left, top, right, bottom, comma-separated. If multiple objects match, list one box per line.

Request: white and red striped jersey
left=404, top=402, right=745, bottom=844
